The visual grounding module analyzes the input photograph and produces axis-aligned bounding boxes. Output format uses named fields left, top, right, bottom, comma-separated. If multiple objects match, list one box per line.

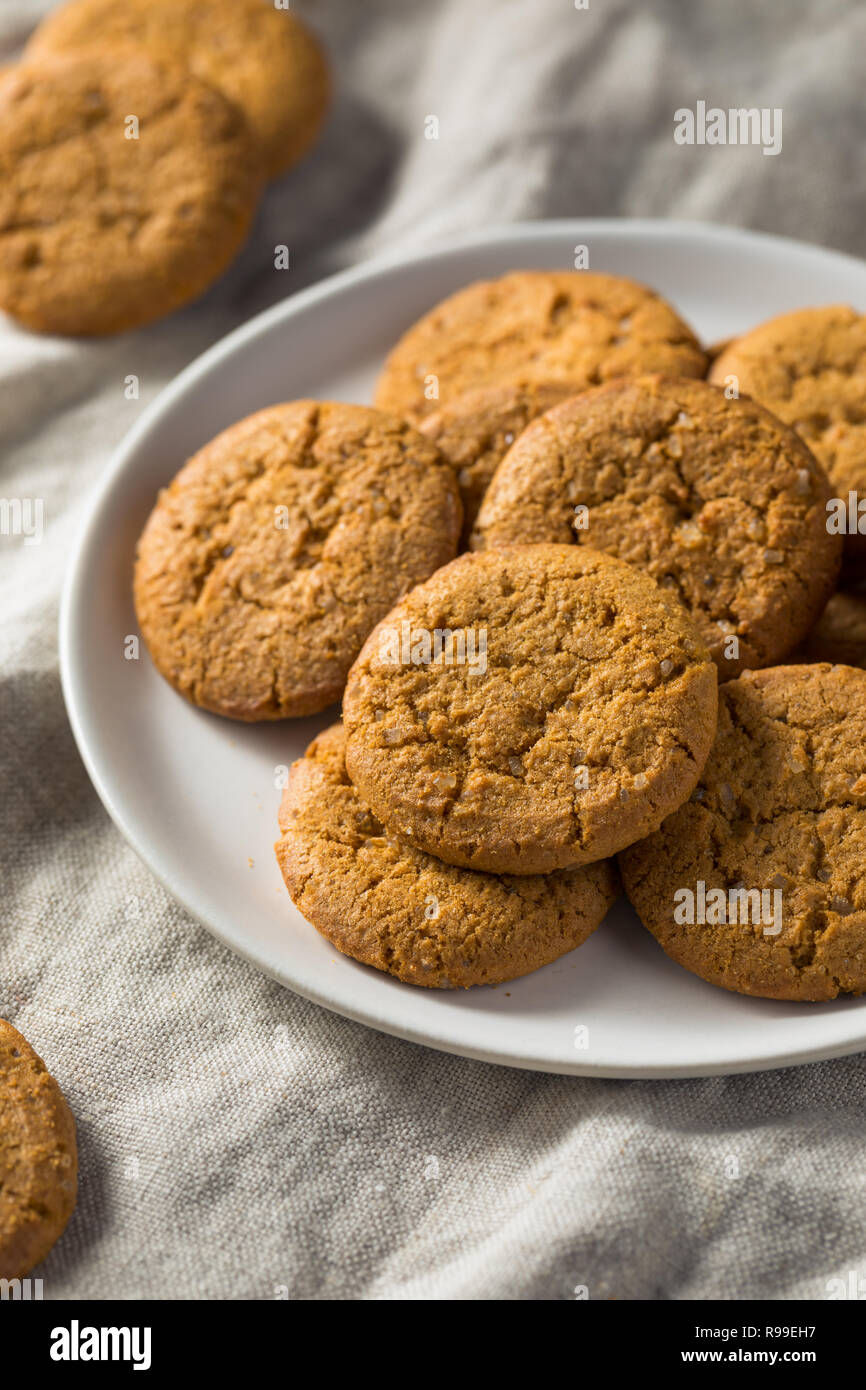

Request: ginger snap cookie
left=419, top=381, right=578, bottom=545
left=0, top=1020, right=77, bottom=1280
left=791, top=586, right=866, bottom=670
left=134, top=402, right=461, bottom=720
left=342, top=545, right=718, bottom=875
left=276, top=724, right=619, bottom=988
left=709, top=306, right=866, bottom=561
left=374, top=271, right=707, bottom=421
left=0, top=52, right=263, bottom=336
left=472, top=375, right=842, bottom=677
left=619, top=664, right=866, bottom=1001
left=28, top=0, right=330, bottom=179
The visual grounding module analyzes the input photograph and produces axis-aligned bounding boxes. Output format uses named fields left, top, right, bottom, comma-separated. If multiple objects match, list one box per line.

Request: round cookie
left=709, top=306, right=866, bottom=561
left=27, top=0, right=330, bottom=179
left=0, top=52, right=263, bottom=336
left=276, top=724, right=619, bottom=988
left=619, top=665, right=866, bottom=1001
left=419, top=381, right=578, bottom=545
left=791, top=587, right=866, bottom=670
left=343, top=544, right=718, bottom=875
left=472, top=375, right=842, bottom=676
left=134, top=402, right=462, bottom=720
left=0, top=1020, right=77, bottom=1280
left=374, top=271, right=707, bottom=420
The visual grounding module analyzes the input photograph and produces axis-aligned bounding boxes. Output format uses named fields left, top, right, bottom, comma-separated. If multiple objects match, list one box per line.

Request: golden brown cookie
left=619, top=665, right=866, bottom=1001
left=791, top=586, right=866, bottom=670
left=0, top=52, right=263, bottom=336
left=343, top=544, right=718, bottom=875
left=276, top=723, right=619, bottom=988
left=374, top=271, right=707, bottom=420
left=0, top=1020, right=77, bottom=1280
left=27, top=0, right=329, bottom=179
left=472, top=375, right=842, bottom=677
left=709, top=306, right=866, bottom=561
left=419, top=381, right=578, bottom=545
left=134, top=402, right=462, bottom=720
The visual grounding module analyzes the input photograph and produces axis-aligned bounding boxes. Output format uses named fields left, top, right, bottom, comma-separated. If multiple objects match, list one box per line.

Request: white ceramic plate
left=60, top=219, right=866, bottom=1077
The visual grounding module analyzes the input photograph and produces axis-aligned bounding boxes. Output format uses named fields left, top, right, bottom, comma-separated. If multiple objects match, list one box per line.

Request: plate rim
left=59, top=216, right=866, bottom=1079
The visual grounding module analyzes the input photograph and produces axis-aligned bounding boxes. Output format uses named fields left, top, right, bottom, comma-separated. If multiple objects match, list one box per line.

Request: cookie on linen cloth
left=27, top=0, right=330, bottom=179
left=0, top=1019, right=77, bottom=1279
left=619, top=664, right=866, bottom=1001
left=472, top=375, right=842, bottom=677
left=133, top=402, right=462, bottom=720
left=276, top=724, right=619, bottom=988
left=0, top=52, right=263, bottom=335
left=343, top=544, right=718, bottom=875
left=374, top=271, right=707, bottom=420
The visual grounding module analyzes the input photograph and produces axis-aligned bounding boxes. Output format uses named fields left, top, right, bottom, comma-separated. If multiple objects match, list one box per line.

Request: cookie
left=709, top=306, right=866, bottom=561
left=27, top=0, right=330, bottom=179
left=276, top=724, right=619, bottom=988
left=0, top=1020, right=77, bottom=1280
left=619, top=665, right=866, bottom=1001
left=791, top=587, right=866, bottom=670
left=343, top=544, right=718, bottom=875
left=419, top=381, right=577, bottom=545
left=374, top=271, right=707, bottom=420
left=0, top=52, right=263, bottom=335
left=472, top=375, right=842, bottom=676
left=134, top=402, right=462, bottom=720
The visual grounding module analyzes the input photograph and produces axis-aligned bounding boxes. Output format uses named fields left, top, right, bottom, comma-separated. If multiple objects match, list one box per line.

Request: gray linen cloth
left=2, top=0, right=866, bottom=1301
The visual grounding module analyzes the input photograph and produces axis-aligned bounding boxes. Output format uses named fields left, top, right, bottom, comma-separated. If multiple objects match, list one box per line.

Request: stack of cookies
left=133, top=270, right=866, bottom=1003
left=0, top=0, right=329, bottom=335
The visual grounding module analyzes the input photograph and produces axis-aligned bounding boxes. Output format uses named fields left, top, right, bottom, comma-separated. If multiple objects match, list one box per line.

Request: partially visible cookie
left=709, top=306, right=866, bottom=561
left=472, top=375, right=842, bottom=676
left=27, top=0, right=330, bottom=179
left=791, top=587, right=866, bottom=670
left=0, top=1020, right=77, bottom=1280
left=134, top=402, right=462, bottom=720
left=276, top=724, right=619, bottom=988
left=619, top=665, right=866, bottom=1001
left=419, top=381, right=578, bottom=545
left=374, top=271, right=707, bottom=420
left=343, top=545, right=718, bottom=875
left=0, top=52, right=263, bottom=335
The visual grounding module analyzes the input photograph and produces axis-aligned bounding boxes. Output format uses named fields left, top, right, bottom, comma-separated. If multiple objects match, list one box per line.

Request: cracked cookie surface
left=374, top=271, right=707, bottom=421
left=619, top=664, right=866, bottom=1001
left=472, top=376, right=842, bottom=676
left=27, top=0, right=329, bottom=179
left=134, top=402, right=462, bottom=720
left=0, top=51, right=263, bottom=335
left=276, top=724, right=619, bottom=988
left=420, top=380, right=578, bottom=545
left=343, top=544, right=718, bottom=874
left=0, top=1019, right=77, bottom=1280
left=709, top=306, right=866, bottom=562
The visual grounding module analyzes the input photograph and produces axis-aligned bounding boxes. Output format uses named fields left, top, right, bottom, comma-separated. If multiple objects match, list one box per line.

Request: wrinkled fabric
left=2, top=0, right=865, bottom=1301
